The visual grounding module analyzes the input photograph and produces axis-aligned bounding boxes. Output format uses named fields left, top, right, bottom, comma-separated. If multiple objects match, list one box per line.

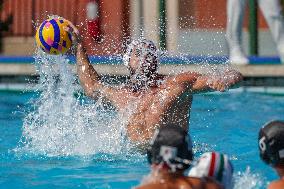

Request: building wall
left=179, top=0, right=268, bottom=30
left=0, top=0, right=130, bottom=55
left=0, top=0, right=274, bottom=56
left=176, top=0, right=277, bottom=56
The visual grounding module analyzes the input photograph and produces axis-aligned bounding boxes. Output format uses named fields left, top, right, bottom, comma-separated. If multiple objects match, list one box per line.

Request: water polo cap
left=123, top=38, right=159, bottom=75
left=147, top=125, right=193, bottom=171
left=258, top=120, right=284, bottom=166
left=188, top=152, right=233, bottom=189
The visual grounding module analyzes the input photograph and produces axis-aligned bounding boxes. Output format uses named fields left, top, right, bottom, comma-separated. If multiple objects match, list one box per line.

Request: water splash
left=15, top=51, right=132, bottom=157
left=192, top=140, right=216, bottom=156
left=16, top=13, right=236, bottom=158
left=234, top=167, right=266, bottom=189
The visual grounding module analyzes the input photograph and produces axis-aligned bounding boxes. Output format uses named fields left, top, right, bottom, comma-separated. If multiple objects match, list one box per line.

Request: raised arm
left=65, top=21, right=126, bottom=108
left=76, top=43, right=102, bottom=97
left=64, top=21, right=102, bottom=97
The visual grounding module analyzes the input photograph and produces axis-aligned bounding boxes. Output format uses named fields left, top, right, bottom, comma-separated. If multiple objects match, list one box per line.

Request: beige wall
left=129, top=0, right=179, bottom=52
left=166, top=0, right=178, bottom=52
left=143, top=0, right=159, bottom=45
left=129, top=0, right=141, bottom=39
left=2, top=37, right=35, bottom=56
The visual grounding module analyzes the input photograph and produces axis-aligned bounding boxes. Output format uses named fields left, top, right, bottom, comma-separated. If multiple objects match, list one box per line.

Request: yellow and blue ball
left=35, top=18, right=72, bottom=55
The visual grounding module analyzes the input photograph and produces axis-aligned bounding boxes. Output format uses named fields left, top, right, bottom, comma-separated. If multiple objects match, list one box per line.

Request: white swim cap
left=188, top=152, right=233, bottom=189
left=123, top=38, right=159, bottom=73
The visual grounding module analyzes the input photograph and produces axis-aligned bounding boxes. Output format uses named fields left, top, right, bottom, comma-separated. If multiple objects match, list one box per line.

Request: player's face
left=129, top=47, right=143, bottom=75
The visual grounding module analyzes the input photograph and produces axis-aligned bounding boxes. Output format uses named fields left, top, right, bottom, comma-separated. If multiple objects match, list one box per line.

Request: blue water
left=0, top=90, right=284, bottom=188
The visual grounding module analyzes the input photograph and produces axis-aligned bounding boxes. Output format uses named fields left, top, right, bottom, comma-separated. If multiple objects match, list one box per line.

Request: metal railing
left=249, top=0, right=258, bottom=56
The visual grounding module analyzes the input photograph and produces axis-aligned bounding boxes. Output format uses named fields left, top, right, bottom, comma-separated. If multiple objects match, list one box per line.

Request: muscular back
left=75, top=43, right=242, bottom=143
left=72, top=25, right=243, bottom=146
left=116, top=74, right=196, bottom=143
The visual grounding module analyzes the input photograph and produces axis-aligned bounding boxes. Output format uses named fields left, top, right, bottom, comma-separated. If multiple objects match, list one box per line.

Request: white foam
left=15, top=51, right=131, bottom=157
left=233, top=167, right=266, bottom=189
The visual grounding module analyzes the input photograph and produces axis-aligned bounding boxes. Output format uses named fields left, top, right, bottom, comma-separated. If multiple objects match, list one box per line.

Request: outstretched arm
left=165, top=69, right=243, bottom=93
left=192, top=69, right=243, bottom=92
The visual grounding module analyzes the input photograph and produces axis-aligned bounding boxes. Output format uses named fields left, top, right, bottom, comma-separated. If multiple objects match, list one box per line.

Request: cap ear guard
left=259, top=127, right=282, bottom=166
left=160, top=146, right=178, bottom=162
left=146, top=146, right=163, bottom=165
left=258, top=130, right=270, bottom=165
left=146, top=126, right=193, bottom=170
left=147, top=145, right=192, bottom=170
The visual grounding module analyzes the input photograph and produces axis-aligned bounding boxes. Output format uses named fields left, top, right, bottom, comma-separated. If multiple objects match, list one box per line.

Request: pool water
left=0, top=90, right=284, bottom=189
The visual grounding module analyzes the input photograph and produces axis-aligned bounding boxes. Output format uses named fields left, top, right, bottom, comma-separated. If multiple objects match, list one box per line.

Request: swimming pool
left=1, top=89, right=283, bottom=188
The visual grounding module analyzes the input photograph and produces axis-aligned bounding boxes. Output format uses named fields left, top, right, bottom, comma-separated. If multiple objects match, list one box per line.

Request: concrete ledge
left=1, top=64, right=284, bottom=77
left=1, top=84, right=284, bottom=95
left=234, top=65, right=284, bottom=77
left=0, top=64, right=36, bottom=75
left=2, top=37, right=35, bottom=56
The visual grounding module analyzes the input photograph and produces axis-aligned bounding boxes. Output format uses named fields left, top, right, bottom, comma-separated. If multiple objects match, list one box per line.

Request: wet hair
left=258, top=120, right=284, bottom=166
left=147, top=124, right=193, bottom=171
left=123, top=38, right=159, bottom=76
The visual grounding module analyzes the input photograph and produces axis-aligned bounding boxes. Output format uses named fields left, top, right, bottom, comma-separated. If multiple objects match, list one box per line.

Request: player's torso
left=123, top=84, right=192, bottom=142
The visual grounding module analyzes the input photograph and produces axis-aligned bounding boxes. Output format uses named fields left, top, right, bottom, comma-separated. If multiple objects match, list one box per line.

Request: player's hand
left=63, top=20, right=82, bottom=44
left=208, top=78, right=227, bottom=92
left=224, top=70, right=243, bottom=84
left=208, top=70, right=243, bottom=92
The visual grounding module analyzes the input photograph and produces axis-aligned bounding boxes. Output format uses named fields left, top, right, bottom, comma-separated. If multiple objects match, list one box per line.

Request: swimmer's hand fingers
left=63, top=20, right=82, bottom=44
left=208, top=69, right=243, bottom=91
left=224, top=69, right=243, bottom=84
left=208, top=79, right=227, bottom=92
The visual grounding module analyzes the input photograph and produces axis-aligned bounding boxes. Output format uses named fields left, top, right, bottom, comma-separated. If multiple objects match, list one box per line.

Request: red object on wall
left=86, top=0, right=101, bottom=41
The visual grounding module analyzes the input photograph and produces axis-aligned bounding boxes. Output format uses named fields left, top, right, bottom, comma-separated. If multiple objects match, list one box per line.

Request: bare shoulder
left=185, top=177, right=204, bottom=188
left=134, top=178, right=194, bottom=189
left=158, top=72, right=199, bottom=91
left=99, top=84, right=133, bottom=110
left=186, top=177, right=223, bottom=189
left=163, top=72, right=199, bottom=85
left=134, top=183, right=167, bottom=189
left=76, top=75, right=130, bottom=110
left=268, top=180, right=284, bottom=189
left=135, top=183, right=192, bottom=189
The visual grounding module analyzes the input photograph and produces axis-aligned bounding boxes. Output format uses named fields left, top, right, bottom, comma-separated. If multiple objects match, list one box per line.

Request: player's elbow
left=83, top=85, right=95, bottom=97
left=84, top=90, right=93, bottom=97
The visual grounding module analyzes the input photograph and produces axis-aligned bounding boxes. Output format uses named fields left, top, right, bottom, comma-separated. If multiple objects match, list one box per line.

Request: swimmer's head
left=123, top=38, right=159, bottom=78
left=147, top=124, right=193, bottom=172
left=258, top=120, right=284, bottom=166
left=188, top=152, right=234, bottom=189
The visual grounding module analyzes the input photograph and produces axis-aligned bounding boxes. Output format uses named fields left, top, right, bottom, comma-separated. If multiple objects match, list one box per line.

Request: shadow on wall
left=0, top=0, right=13, bottom=53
